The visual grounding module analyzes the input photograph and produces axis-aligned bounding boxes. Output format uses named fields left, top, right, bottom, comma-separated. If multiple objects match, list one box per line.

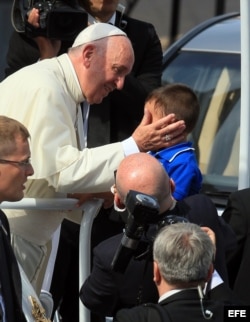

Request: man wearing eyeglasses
left=0, top=115, right=34, bottom=322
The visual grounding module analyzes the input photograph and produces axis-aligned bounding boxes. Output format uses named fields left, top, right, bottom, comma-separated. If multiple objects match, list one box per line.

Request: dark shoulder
left=95, top=233, right=122, bottom=250
left=124, top=14, right=155, bottom=29
left=229, top=188, right=250, bottom=202
left=180, top=194, right=216, bottom=213
left=114, top=303, right=168, bottom=322
left=184, top=193, right=214, bottom=204
left=93, top=233, right=123, bottom=261
left=116, top=12, right=158, bottom=36
left=207, top=283, right=243, bottom=305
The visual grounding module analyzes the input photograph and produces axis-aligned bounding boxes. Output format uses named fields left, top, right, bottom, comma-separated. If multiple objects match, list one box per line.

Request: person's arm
left=68, top=191, right=114, bottom=208
left=27, top=8, right=61, bottom=59
left=54, top=110, right=185, bottom=193
left=201, top=226, right=216, bottom=247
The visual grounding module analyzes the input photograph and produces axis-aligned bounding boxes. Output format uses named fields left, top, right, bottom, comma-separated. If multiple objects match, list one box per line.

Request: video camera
left=11, top=0, right=88, bottom=40
left=111, top=190, right=189, bottom=273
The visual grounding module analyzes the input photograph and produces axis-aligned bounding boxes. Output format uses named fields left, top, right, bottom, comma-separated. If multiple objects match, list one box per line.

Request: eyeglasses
left=0, top=158, right=32, bottom=168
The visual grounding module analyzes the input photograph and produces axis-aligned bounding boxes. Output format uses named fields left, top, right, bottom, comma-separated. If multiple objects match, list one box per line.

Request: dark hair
left=0, top=115, right=30, bottom=157
left=146, top=84, right=200, bottom=133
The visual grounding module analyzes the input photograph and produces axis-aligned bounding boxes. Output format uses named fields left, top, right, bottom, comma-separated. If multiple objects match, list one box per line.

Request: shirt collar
left=56, top=54, right=85, bottom=103
left=158, top=287, right=198, bottom=303
left=88, top=12, right=116, bottom=25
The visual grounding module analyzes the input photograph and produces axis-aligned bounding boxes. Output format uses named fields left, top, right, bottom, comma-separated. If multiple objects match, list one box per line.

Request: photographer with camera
left=114, top=222, right=233, bottom=322
left=80, top=152, right=237, bottom=321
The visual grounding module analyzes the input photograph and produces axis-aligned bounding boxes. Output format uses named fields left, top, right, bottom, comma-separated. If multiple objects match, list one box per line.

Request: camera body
left=111, top=190, right=189, bottom=273
left=12, top=0, right=88, bottom=40
left=34, top=1, right=54, bottom=30
left=111, top=190, right=159, bottom=273
left=124, top=190, right=160, bottom=240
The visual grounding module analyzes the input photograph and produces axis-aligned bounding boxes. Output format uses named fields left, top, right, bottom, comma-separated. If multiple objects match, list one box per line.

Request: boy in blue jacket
left=148, top=83, right=202, bottom=200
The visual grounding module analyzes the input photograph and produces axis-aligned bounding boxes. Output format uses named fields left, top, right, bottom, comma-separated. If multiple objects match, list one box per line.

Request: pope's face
left=83, top=36, right=134, bottom=104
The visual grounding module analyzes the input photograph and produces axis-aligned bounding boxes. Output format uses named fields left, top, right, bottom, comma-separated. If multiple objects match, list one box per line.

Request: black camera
left=111, top=190, right=159, bottom=273
left=111, top=190, right=189, bottom=273
left=12, top=0, right=88, bottom=40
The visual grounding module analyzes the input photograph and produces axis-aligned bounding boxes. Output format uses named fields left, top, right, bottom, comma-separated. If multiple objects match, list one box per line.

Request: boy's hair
left=0, top=115, right=30, bottom=157
left=146, top=83, right=200, bottom=133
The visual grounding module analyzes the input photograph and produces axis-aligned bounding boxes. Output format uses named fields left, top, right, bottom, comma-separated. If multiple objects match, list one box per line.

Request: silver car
left=162, top=12, right=241, bottom=207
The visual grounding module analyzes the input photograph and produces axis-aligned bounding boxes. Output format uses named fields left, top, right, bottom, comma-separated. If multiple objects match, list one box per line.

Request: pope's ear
left=82, top=44, right=95, bottom=66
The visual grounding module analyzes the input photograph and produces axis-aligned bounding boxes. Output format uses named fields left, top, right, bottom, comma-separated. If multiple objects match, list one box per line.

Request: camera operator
left=114, top=223, right=236, bottom=322
left=80, top=152, right=238, bottom=321
left=5, top=0, right=88, bottom=76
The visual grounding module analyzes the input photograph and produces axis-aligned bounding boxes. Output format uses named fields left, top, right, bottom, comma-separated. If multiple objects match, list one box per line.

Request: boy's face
left=145, top=99, right=162, bottom=123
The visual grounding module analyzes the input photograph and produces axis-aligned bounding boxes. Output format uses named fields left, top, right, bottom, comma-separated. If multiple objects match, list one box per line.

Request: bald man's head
left=115, top=153, right=173, bottom=213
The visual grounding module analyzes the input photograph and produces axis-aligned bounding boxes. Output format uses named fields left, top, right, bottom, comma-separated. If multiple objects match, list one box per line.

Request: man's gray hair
left=153, top=222, right=215, bottom=285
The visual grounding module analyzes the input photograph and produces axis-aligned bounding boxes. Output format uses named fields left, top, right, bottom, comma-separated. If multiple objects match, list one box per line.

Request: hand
left=27, top=8, right=40, bottom=28
left=201, top=226, right=216, bottom=246
left=68, top=192, right=114, bottom=208
left=132, top=109, right=186, bottom=152
left=27, top=8, right=61, bottom=59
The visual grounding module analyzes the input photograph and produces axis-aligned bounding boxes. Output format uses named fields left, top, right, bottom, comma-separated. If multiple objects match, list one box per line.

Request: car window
left=162, top=51, right=241, bottom=196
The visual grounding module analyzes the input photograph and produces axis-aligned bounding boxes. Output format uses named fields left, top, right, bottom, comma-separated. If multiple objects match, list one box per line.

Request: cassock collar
left=56, top=54, right=85, bottom=103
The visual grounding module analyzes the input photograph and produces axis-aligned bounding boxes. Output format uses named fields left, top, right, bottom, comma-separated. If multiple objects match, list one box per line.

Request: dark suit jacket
left=80, top=194, right=236, bottom=318
left=114, top=289, right=229, bottom=322
left=80, top=232, right=159, bottom=318
left=222, top=188, right=250, bottom=305
left=167, top=194, right=237, bottom=285
left=0, top=210, right=27, bottom=322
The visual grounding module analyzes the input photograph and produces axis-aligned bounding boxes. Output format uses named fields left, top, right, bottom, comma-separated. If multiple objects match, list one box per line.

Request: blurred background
left=119, top=0, right=240, bottom=49
left=0, top=0, right=240, bottom=80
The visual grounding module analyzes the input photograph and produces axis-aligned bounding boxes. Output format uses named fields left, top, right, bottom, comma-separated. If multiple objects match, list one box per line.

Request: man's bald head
left=115, top=153, right=172, bottom=213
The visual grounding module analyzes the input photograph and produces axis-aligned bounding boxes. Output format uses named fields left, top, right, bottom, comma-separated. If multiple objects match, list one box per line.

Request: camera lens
left=136, top=193, right=158, bottom=208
